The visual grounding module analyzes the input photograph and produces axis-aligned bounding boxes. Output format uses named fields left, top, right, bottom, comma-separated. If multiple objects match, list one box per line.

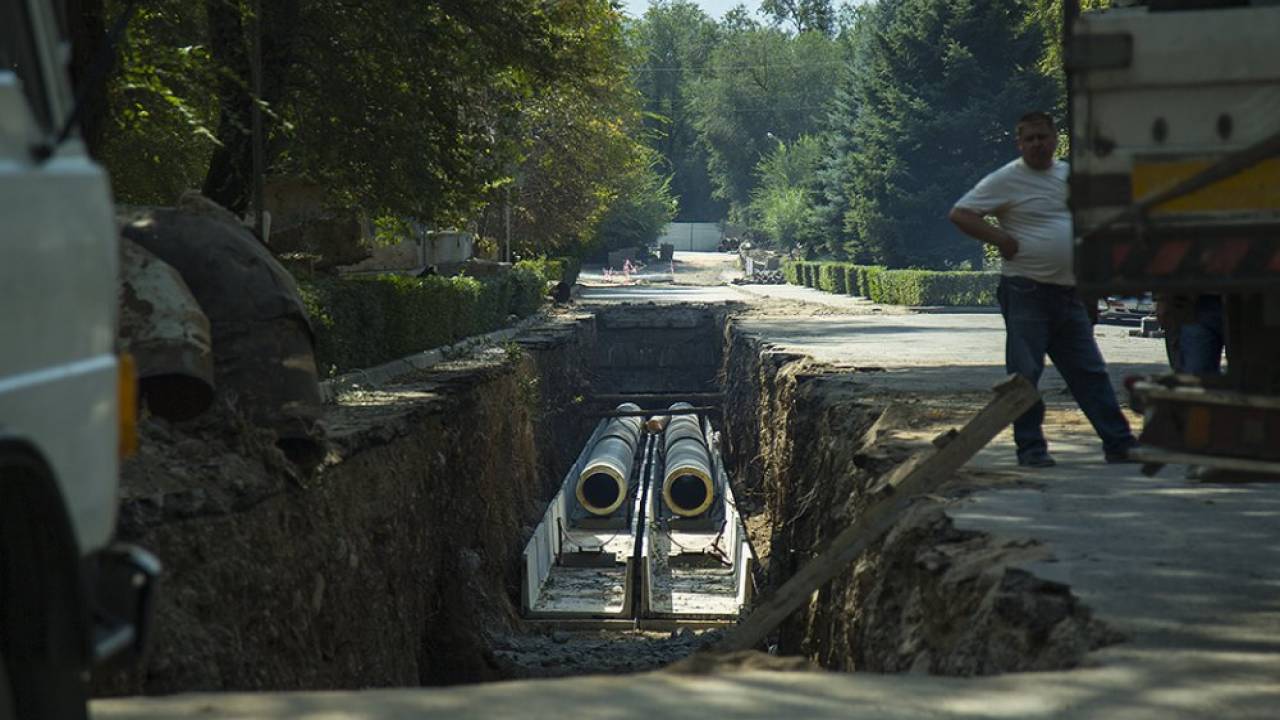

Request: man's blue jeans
left=997, top=275, right=1136, bottom=461
left=1179, top=295, right=1225, bottom=376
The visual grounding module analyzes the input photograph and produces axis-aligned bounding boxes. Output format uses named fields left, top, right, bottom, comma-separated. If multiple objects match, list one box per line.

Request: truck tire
left=0, top=449, right=89, bottom=720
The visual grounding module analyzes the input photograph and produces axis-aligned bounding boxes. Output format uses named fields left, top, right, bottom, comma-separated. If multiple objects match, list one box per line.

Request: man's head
left=1016, top=111, right=1057, bottom=171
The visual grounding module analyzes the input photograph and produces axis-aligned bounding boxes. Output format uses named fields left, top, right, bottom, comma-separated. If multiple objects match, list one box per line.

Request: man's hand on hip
left=948, top=207, right=1018, bottom=260
left=996, top=235, right=1019, bottom=260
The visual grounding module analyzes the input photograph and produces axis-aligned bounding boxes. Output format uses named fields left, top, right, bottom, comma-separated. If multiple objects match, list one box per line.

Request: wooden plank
left=1132, top=447, right=1280, bottom=477
left=715, top=374, right=1038, bottom=653
left=1135, top=381, right=1280, bottom=411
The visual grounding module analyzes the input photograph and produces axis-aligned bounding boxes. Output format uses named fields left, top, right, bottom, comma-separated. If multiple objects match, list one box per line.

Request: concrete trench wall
left=719, top=324, right=1120, bottom=676
left=589, top=304, right=734, bottom=394
left=95, top=317, right=595, bottom=695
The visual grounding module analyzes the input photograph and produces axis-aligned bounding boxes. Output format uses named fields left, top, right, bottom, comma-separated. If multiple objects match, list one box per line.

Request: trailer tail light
left=118, top=353, right=138, bottom=458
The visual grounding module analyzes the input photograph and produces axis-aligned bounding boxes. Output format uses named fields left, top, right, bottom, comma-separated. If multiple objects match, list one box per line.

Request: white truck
left=1, top=1, right=157, bottom=717
left=1068, top=0, right=1280, bottom=476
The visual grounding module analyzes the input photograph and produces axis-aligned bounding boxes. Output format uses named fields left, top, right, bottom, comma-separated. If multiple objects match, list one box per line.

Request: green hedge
left=781, top=260, right=800, bottom=285
left=782, top=260, right=997, bottom=307
left=870, top=269, right=999, bottom=306
left=817, top=263, right=846, bottom=294
left=300, top=267, right=549, bottom=375
left=516, top=256, right=581, bottom=287
left=783, top=260, right=881, bottom=297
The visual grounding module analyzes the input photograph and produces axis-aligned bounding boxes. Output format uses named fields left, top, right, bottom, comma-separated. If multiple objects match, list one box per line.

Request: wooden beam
left=715, top=374, right=1039, bottom=653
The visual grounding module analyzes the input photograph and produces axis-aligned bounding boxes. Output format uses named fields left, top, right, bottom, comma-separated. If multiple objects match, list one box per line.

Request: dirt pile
left=720, top=325, right=1121, bottom=676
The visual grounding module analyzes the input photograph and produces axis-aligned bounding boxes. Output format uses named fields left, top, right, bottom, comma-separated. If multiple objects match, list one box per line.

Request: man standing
left=949, top=111, right=1137, bottom=467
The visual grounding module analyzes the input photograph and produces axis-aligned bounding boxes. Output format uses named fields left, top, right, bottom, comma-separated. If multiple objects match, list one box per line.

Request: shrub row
left=782, top=260, right=998, bottom=307
left=516, top=256, right=581, bottom=287
left=784, top=261, right=886, bottom=299
left=299, top=264, right=549, bottom=376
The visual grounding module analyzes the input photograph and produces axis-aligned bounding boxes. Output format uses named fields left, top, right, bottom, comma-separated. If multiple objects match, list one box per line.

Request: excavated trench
left=93, top=301, right=1116, bottom=698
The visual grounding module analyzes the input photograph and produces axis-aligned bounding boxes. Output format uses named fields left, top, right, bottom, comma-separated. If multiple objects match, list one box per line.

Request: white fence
left=657, top=222, right=723, bottom=252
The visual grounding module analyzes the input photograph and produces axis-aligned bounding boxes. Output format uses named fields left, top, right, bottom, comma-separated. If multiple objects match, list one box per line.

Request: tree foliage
left=260, top=0, right=630, bottom=224
left=94, top=1, right=220, bottom=206
left=88, top=0, right=1075, bottom=271
left=760, top=0, right=837, bottom=35
left=629, top=1, right=724, bottom=221
left=832, top=0, right=1056, bottom=267
left=690, top=25, right=839, bottom=220
left=590, top=149, right=679, bottom=253
left=468, top=2, right=676, bottom=258
left=83, top=0, right=656, bottom=259
left=749, top=134, right=823, bottom=247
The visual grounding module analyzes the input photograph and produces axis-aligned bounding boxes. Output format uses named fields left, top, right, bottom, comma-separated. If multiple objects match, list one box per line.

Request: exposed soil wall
left=94, top=315, right=593, bottom=695
left=720, top=325, right=1120, bottom=675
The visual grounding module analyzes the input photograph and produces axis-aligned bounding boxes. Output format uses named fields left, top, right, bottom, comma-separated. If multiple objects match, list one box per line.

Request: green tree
left=749, top=134, right=823, bottom=247
left=94, top=0, right=221, bottom=206
left=590, top=151, right=679, bottom=254
left=88, top=0, right=649, bottom=258
left=809, top=27, right=862, bottom=258
left=760, top=0, right=836, bottom=35
left=1027, top=0, right=1109, bottom=94
left=273, top=0, right=623, bottom=225
left=690, top=25, right=839, bottom=221
left=471, top=1, right=668, bottom=258
left=630, top=1, right=724, bottom=221
left=836, top=0, right=1056, bottom=268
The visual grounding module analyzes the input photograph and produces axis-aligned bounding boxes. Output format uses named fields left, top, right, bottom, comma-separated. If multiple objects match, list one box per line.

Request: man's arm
left=949, top=207, right=1018, bottom=260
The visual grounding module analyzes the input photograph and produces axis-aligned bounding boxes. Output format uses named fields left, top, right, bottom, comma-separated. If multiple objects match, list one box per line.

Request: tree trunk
left=65, top=0, right=108, bottom=159
left=201, top=0, right=299, bottom=215
left=201, top=0, right=253, bottom=213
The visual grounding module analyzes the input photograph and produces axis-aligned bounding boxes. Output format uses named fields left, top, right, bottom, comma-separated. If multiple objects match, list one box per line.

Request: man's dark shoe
left=1018, top=452, right=1056, bottom=468
left=1105, top=445, right=1140, bottom=464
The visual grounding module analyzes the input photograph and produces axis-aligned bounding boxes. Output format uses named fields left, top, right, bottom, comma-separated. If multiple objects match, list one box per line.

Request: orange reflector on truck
left=118, top=353, right=139, bottom=458
left=1183, top=405, right=1212, bottom=450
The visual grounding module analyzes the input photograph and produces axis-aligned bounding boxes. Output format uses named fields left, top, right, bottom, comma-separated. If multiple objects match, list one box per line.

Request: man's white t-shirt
left=954, top=158, right=1074, bottom=286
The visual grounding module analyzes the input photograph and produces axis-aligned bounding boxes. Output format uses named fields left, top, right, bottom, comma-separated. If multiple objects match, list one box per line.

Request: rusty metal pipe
left=118, top=238, right=215, bottom=421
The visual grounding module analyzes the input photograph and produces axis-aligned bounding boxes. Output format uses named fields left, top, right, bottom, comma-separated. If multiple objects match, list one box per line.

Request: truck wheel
left=0, top=449, right=89, bottom=720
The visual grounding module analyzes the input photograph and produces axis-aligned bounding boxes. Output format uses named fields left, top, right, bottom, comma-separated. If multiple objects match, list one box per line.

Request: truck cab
left=1, top=1, right=157, bottom=716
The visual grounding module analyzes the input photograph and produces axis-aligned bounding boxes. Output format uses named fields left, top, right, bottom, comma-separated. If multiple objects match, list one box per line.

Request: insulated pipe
left=662, top=403, right=715, bottom=517
left=576, top=403, right=644, bottom=516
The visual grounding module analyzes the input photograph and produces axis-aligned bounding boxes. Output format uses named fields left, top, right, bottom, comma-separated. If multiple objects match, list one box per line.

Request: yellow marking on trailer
left=1133, top=157, right=1280, bottom=214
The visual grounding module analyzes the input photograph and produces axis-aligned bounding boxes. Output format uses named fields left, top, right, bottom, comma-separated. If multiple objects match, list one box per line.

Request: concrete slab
left=735, top=313, right=1169, bottom=396
left=957, top=431, right=1280, bottom=704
